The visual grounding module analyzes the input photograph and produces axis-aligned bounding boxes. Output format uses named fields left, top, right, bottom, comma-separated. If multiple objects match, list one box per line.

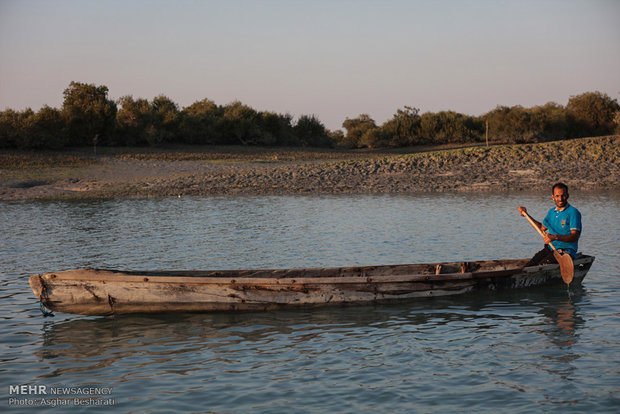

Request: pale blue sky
left=1, top=0, right=618, bottom=130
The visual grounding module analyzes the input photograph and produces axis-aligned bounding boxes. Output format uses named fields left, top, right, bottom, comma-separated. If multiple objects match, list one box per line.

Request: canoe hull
left=29, top=255, right=595, bottom=316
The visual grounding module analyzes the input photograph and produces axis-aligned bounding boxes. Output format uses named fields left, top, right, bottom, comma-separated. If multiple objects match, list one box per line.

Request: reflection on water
left=36, top=287, right=588, bottom=386
left=549, top=299, right=579, bottom=346
left=2, top=192, right=619, bottom=413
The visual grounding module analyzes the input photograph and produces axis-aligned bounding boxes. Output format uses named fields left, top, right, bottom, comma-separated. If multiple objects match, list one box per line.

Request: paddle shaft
left=522, top=212, right=557, bottom=250
left=522, top=210, right=574, bottom=284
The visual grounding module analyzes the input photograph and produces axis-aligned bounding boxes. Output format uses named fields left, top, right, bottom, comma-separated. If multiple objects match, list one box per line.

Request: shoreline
left=1, top=136, right=618, bottom=201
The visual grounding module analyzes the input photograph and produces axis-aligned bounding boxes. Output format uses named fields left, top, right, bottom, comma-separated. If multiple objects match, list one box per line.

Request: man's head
left=551, top=182, right=569, bottom=210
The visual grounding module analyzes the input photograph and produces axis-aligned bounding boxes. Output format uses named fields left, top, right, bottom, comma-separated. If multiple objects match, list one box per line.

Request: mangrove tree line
left=0, top=82, right=618, bottom=150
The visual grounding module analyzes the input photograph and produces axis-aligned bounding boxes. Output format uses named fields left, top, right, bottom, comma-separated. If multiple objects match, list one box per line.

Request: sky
left=1, top=0, right=619, bottom=131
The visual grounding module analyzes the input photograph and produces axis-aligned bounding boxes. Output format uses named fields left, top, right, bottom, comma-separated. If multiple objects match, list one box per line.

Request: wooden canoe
left=30, top=255, right=595, bottom=316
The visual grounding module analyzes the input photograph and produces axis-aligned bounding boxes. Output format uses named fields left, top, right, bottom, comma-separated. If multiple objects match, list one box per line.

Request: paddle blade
left=554, top=250, right=574, bottom=284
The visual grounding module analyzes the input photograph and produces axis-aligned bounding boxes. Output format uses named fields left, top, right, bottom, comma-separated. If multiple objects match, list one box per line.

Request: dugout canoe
left=30, top=254, right=595, bottom=316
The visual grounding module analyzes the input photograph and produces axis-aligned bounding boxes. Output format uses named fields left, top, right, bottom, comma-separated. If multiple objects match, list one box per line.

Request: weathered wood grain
left=29, top=255, right=595, bottom=316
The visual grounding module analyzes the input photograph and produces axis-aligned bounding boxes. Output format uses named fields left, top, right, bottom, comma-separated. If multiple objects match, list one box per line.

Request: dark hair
left=552, top=182, right=568, bottom=193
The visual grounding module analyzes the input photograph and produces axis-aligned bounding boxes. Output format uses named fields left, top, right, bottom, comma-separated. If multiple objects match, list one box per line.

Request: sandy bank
left=1, top=136, right=618, bottom=201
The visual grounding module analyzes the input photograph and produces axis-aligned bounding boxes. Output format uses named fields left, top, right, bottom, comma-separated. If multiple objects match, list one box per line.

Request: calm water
left=1, top=192, right=619, bottom=413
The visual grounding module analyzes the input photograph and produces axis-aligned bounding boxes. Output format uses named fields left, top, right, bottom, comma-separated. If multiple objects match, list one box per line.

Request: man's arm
left=519, top=206, right=580, bottom=244
left=546, top=230, right=580, bottom=244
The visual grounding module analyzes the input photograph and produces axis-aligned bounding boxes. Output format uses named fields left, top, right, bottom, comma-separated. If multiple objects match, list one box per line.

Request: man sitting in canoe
left=518, top=182, right=582, bottom=266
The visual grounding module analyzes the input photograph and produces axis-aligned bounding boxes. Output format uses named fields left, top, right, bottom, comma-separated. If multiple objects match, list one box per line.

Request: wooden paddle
left=522, top=212, right=574, bottom=284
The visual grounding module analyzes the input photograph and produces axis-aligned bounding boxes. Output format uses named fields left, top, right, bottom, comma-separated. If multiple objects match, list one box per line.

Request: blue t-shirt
left=543, top=204, right=582, bottom=257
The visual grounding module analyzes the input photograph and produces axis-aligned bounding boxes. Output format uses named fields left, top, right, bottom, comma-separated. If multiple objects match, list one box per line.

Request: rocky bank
left=1, top=136, right=618, bottom=200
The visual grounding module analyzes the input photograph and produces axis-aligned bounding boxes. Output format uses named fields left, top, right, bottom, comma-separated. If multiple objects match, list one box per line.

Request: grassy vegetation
left=397, top=135, right=618, bottom=164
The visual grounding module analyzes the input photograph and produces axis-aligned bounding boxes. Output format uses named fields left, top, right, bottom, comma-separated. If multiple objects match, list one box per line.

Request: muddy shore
left=1, top=136, right=618, bottom=201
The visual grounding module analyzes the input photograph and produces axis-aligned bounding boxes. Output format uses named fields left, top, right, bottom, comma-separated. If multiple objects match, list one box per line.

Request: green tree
left=180, top=99, right=223, bottom=145
left=257, top=111, right=296, bottom=146
left=221, top=101, right=261, bottom=145
left=527, top=102, right=568, bottom=141
left=23, top=106, right=65, bottom=149
left=341, top=114, right=377, bottom=148
left=418, top=112, right=441, bottom=144
left=483, top=103, right=572, bottom=143
left=432, top=111, right=482, bottom=144
left=150, top=95, right=180, bottom=144
left=115, top=95, right=154, bottom=146
left=483, top=105, right=534, bottom=143
left=359, top=127, right=391, bottom=148
left=328, top=129, right=345, bottom=146
left=0, top=109, right=25, bottom=148
left=62, top=81, right=117, bottom=146
left=566, top=91, right=620, bottom=136
left=293, top=115, right=331, bottom=147
left=0, top=107, right=65, bottom=149
left=381, top=106, right=421, bottom=146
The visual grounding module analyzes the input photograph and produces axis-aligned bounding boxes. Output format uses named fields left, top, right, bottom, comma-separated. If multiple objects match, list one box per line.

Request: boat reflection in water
left=35, top=285, right=587, bottom=380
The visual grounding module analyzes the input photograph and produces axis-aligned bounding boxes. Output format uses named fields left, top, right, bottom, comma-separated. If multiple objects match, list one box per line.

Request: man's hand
left=519, top=206, right=545, bottom=232
left=543, top=232, right=554, bottom=244
left=545, top=230, right=580, bottom=244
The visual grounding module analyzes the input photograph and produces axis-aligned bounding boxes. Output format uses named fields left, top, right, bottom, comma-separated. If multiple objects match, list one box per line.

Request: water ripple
left=1, top=193, right=619, bottom=413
